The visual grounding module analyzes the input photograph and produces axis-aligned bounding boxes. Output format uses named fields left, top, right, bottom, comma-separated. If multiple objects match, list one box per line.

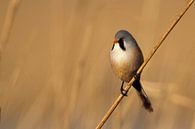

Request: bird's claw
left=121, top=89, right=128, bottom=96
left=120, top=81, right=128, bottom=96
left=134, top=73, right=140, bottom=80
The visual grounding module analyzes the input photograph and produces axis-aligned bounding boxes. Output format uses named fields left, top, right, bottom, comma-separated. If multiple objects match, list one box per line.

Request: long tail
left=132, top=79, right=153, bottom=112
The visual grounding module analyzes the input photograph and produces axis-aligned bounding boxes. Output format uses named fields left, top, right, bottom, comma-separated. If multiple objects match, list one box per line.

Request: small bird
left=110, top=30, right=153, bottom=112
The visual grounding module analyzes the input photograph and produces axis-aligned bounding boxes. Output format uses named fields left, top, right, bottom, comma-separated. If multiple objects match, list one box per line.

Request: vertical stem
left=0, top=0, right=22, bottom=60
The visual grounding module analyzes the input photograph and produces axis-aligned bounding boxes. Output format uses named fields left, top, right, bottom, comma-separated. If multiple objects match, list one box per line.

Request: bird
left=110, top=30, right=153, bottom=112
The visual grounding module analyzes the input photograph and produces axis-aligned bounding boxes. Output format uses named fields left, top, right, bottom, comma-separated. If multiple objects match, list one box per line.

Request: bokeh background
left=0, top=0, right=195, bottom=129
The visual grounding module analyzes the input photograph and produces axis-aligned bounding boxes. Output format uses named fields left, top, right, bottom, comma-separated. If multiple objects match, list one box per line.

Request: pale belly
left=110, top=44, right=143, bottom=82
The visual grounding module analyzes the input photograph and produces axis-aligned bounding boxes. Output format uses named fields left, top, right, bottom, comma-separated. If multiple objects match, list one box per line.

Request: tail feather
left=138, top=90, right=153, bottom=112
left=132, top=79, right=153, bottom=112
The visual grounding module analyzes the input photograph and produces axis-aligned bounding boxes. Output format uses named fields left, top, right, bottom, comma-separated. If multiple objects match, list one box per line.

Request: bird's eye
left=118, top=38, right=126, bottom=51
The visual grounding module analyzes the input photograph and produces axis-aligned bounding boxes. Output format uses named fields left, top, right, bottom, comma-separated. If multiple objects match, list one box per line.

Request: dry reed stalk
left=95, top=0, right=195, bottom=128
left=0, top=0, right=21, bottom=123
left=0, top=0, right=22, bottom=60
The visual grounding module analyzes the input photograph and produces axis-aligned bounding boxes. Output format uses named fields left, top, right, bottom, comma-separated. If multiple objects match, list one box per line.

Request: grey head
left=113, top=30, right=138, bottom=50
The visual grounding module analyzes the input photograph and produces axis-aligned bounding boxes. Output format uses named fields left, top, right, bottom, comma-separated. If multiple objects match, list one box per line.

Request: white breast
left=110, top=43, right=135, bottom=82
left=110, top=44, right=130, bottom=67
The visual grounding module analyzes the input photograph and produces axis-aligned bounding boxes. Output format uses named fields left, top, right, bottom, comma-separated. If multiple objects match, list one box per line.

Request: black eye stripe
left=111, top=44, right=114, bottom=50
left=118, top=38, right=126, bottom=51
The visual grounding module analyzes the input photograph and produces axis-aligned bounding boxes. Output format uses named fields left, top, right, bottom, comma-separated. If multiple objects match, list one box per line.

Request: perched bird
left=110, top=30, right=153, bottom=112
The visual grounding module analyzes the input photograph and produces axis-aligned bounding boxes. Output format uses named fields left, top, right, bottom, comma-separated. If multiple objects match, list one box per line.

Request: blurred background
left=0, top=0, right=195, bottom=129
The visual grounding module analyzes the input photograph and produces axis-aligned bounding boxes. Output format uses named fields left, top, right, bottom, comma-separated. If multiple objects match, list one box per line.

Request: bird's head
left=112, top=30, right=137, bottom=51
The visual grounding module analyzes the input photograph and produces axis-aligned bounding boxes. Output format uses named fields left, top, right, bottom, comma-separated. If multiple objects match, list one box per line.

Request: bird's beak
left=113, top=38, right=118, bottom=44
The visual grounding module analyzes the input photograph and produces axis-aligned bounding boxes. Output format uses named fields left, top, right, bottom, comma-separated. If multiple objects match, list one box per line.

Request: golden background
left=0, top=0, right=195, bottom=129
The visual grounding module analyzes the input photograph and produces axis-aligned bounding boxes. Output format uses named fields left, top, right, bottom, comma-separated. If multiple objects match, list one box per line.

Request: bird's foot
left=134, top=73, right=140, bottom=80
left=121, top=89, right=128, bottom=96
left=120, top=81, right=128, bottom=96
